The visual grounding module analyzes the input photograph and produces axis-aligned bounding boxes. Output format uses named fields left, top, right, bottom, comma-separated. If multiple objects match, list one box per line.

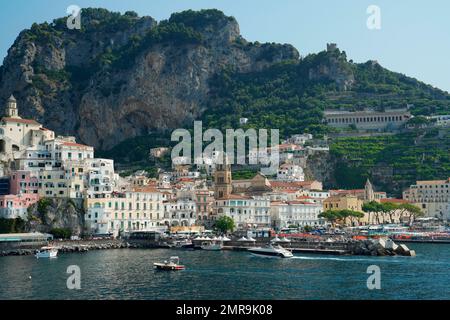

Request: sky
left=0, top=0, right=449, bottom=92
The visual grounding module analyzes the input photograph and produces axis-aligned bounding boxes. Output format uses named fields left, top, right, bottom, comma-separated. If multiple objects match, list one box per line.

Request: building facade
left=271, top=200, right=324, bottom=230
left=403, top=178, right=450, bottom=220
left=214, top=195, right=271, bottom=229
left=84, top=188, right=167, bottom=236
left=324, top=108, right=411, bottom=131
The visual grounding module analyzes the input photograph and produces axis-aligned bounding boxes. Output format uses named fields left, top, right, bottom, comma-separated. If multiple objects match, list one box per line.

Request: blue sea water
left=0, top=243, right=448, bottom=300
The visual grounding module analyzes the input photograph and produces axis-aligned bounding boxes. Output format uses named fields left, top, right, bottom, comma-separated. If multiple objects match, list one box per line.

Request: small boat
left=200, top=241, right=223, bottom=251
left=175, top=239, right=193, bottom=249
left=35, top=246, right=58, bottom=259
left=248, top=244, right=293, bottom=258
left=154, top=256, right=185, bottom=271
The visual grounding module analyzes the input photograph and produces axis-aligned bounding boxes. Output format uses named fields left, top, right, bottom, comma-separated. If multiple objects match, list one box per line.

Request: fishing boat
left=153, top=256, right=185, bottom=271
left=200, top=240, right=223, bottom=251
left=248, top=244, right=293, bottom=258
left=35, top=246, right=58, bottom=259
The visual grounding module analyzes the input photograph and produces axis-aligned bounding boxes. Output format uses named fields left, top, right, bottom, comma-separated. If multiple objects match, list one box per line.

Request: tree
left=398, top=203, right=424, bottom=224
left=319, top=209, right=364, bottom=227
left=318, top=210, right=340, bottom=227
left=214, top=216, right=235, bottom=234
left=363, top=201, right=386, bottom=224
left=50, top=228, right=72, bottom=239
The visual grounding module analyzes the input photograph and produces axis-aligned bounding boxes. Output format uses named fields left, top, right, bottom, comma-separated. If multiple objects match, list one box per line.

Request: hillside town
left=0, top=95, right=448, bottom=240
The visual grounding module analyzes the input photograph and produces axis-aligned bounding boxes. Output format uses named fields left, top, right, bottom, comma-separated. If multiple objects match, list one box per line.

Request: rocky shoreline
left=0, top=240, right=136, bottom=257
left=348, top=238, right=416, bottom=256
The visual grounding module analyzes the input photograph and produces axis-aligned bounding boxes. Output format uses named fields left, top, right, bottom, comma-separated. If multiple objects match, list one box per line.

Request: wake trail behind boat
left=291, top=255, right=406, bottom=263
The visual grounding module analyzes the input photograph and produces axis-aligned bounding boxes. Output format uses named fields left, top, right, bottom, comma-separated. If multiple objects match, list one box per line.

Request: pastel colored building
left=84, top=188, right=167, bottom=236
left=271, top=200, right=324, bottom=230
left=214, top=194, right=271, bottom=229
left=403, top=178, right=450, bottom=220
left=0, top=193, right=40, bottom=219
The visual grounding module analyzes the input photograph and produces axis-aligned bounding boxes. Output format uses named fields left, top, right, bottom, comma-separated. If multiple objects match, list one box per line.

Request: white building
left=163, top=198, right=197, bottom=227
left=403, top=178, right=450, bottom=220
left=239, top=117, right=249, bottom=125
left=85, top=158, right=117, bottom=199
left=428, top=115, right=450, bottom=127
left=214, top=195, right=271, bottom=229
left=84, top=187, right=167, bottom=236
left=284, top=133, right=313, bottom=146
left=270, top=200, right=324, bottom=230
left=324, top=108, right=411, bottom=131
left=277, top=163, right=305, bottom=182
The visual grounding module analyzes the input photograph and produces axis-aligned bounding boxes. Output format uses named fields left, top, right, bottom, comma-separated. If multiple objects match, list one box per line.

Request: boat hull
left=35, top=250, right=58, bottom=259
left=248, top=248, right=293, bottom=258
left=153, top=263, right=185, bottom=271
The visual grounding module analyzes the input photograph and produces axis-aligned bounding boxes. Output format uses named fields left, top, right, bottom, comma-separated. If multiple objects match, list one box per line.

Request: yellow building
left=323, top=195, right=363, bottom=212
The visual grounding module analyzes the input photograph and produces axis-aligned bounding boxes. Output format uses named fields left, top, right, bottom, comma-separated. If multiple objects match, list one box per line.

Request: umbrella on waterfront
left=280, top=237, right=291, bottom=242
left=222, top=236, right=231, bottom=241
left=247, top=236, right=256, bottom=242
left=238, top=237, right=248, bottom=241
left=271, top=236, right=281, bottom=242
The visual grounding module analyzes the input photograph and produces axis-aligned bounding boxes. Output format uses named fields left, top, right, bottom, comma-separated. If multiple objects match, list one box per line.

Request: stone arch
left=0, top=140, right=5, bottom=153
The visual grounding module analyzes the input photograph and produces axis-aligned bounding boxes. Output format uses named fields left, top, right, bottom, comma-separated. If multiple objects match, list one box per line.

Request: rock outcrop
left=349, top=238, right=416, bottom=257
left=25, top=198, right=86, bottom=236
left=0, top=8, right=299, bottom=150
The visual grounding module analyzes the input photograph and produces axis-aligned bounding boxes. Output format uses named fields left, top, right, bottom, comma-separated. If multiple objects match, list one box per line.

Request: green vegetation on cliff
left=330, top=128, right=450, bottom=195
left=203, top=49, right=450, bottom=138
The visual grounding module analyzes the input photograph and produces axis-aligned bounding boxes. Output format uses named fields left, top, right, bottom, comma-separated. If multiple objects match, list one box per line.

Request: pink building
left=0, top=193, right=40, bottom=219
left=9, top=170, right=39, bottom=195
left=195, top=190, right=214, bottom=224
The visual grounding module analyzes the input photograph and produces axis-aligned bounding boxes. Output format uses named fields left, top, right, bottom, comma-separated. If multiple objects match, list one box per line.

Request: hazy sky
left=1, top=0, right=449, bottom=92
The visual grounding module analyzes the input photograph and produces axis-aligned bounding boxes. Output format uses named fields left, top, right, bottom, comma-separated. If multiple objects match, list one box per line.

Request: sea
left=0, top=243, right=449, bottom=300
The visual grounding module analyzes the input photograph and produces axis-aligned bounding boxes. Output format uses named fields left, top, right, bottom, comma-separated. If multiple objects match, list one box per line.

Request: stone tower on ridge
left=5, top=95, right=19, bottom=118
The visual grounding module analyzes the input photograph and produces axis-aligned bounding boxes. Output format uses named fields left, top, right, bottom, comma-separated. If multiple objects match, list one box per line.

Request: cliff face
left=26, top=198, right=86, bottom=236
left=0, top=8, right=299, bottom=150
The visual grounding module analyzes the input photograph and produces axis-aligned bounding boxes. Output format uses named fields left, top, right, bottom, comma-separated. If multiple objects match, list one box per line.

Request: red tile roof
left=61, top=141, right=92, bottom=148
left=217, top=194, right=249, bottom=200
left=2, top=117, right=40, bottom=125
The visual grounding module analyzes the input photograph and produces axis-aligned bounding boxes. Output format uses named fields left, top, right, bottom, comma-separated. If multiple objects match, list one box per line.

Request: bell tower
left=5, top=95, right=19, bottom=118
left=214, top=155, right=232, bottom=199
left=364, top=178, right=375, bottom=202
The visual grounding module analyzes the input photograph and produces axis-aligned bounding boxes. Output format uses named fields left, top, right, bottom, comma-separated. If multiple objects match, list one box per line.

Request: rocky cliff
left=26, top=198, right=86, bottom=236
left=0, top=8, right=299, bottom=150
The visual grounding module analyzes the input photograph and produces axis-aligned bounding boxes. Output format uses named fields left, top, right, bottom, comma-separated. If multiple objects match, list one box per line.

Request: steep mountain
left=0, top=8, right=298, bottom=149
left=0, top=8, right=449, bottom=194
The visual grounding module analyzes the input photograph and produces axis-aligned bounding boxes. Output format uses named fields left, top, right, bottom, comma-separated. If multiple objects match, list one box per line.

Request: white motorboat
left=35, top=246, right=58, bottom=259
left=200, top=241, right=223, bottom=251
left=154, top=256, right=185, bottom=271
left=248, top=244, right=293, bottom=258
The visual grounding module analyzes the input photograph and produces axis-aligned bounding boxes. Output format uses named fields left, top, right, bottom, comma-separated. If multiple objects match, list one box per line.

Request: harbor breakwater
left=1, top=237, right=415, bottom=257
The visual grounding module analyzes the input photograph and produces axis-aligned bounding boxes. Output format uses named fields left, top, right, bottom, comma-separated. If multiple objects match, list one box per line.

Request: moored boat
left=248, top=244, right=293, bottom=258
left=200, top=241, right=223, bottom=251
left=35, top=246, right=58, bottom=259
left=153, top=256, right=185, bottom=271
